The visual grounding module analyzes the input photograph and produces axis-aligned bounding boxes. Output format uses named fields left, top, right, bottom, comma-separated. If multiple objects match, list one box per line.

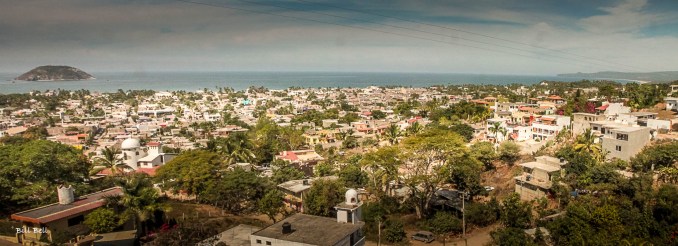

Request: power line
left=294, top=0, right=648, bottom=72
left=174, top=0, right=595, bottom=70
left=234, top=0, right=632, bottom=72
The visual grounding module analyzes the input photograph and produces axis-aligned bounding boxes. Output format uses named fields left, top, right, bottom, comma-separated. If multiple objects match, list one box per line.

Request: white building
left=119, top=138, right=176, bottom=171
left=665, top=97, right=678, bottom=111
left=531, top=115, right=570, bottom=141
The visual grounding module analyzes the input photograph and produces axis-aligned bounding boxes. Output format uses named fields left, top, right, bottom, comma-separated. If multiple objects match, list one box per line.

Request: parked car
left=484, top=186, right=495, bottom=191
left=411, top=231, right=435, bottom=243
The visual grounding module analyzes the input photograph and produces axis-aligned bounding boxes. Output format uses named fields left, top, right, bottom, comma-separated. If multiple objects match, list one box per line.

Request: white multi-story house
left=531, top=115, right=570, bottom=141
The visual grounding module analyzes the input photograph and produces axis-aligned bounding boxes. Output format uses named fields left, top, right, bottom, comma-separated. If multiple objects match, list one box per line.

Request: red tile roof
left=136, top=166, right=161, bottom=176
left=278, top=151, right=299, bottom=161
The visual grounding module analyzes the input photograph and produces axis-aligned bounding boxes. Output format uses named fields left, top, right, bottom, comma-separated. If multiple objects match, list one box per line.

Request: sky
left=1, top=0, right=678, bottom=75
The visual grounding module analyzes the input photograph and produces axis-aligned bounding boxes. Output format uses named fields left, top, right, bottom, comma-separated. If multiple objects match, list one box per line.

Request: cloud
left=578, top=0, right=659, bottom=33
left=0, top=0, right=677, bottom=74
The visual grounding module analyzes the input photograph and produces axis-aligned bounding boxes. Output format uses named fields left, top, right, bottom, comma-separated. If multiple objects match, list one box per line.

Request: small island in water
left=15, top=65, right=95, bottom=81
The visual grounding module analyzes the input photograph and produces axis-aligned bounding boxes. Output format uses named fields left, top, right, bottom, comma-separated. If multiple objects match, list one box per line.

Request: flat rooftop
left=519, top=161, right=561, bottom=172
left=251, top=213, right=362, bottom=246
left=11, top=187, right=122, bottom=224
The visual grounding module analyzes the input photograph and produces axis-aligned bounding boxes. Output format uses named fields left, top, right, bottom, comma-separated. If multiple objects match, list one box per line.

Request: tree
left=488, top=121, right=502, bottom=140
left=470, top=141, right=498, bottom=170
left=107, top=174, right=166, bottom=235
left=384, top=219, right=406, bottom=243
left=84, top=208, right=122, bottom=234
left=304, top=179, right=344, bottom=217
left=489, top=227, right=535, bottom=246
left=258, top=189, right=285, bottom=223
left=500, top=193, right=532, bottom=229
left=0, top=139, right=90, bottom=209
left=91, top=147, right=126, bottom=176
left=498, top=141, right=521, bottom=166
left=407, top=121, right=424, bottom=136
left=428, top=211, right=462, bottom=235
left=371, top=110, right=387, bottom=119
left=384, top=124, right=401, bottom=145
left=155, top=150, right=223, bottom=196
left=202, top=168, right=269, bottom=213
left=573, top=128, right=604, bottom=162
left=449, top=156, right=485, bottom=198
left=338, top=163, right=368, bottom=188
left=271, top=159, right=306, bottom=184
left=401, top=128, right=468, bottom=218
left=314, top=161, right=334, bottom=177
left=630, top=140, right=678, bottom=171
left=360, top=146, right=402, bottom=196
left=449, top=123, right=475, bottom=142
left=466, top=198, right=501, bottom=227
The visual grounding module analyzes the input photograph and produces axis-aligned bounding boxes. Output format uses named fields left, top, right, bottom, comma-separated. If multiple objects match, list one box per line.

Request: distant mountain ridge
left=16, top=65, right=94, bottom=81
left=557, top=71, right=678, bottom=83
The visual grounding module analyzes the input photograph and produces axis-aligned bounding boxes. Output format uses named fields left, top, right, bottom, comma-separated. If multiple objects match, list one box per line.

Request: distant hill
left=16, top=65, right=95, bottom=81
left=557, top=71, right=678, bottom=83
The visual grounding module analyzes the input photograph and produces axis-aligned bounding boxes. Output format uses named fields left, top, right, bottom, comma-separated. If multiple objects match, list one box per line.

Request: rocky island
left=15, top=65, right=95, bottom=81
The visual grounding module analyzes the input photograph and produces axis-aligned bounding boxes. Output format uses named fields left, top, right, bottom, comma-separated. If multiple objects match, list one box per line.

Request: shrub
left=384, top=219, right=406, bottom=243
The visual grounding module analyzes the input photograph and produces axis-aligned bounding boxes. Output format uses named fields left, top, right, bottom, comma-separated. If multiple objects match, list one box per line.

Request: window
left=256, top=240, right=261, bottom=244
left=616, top=134, right=628, bottom=141
left=616, top=145, right=622, bottom=151
left=266, top=242, right=271, bottom=246
left=67, top=215, right=85, bottom=227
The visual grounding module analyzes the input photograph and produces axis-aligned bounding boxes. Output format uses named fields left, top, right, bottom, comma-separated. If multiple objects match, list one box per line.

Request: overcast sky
left=1, top=0, right=677, bottom=75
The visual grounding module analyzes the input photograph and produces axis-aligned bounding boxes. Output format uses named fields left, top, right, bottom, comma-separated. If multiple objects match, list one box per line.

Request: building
left=101, top=138, right=177, bottom=176
left=11, top=186, right=123, bottom=245
left=514, top=156, right=567, bottom=201
left=571, top=113, right=606, bottom=135
left=601, top=126, right=652, bottom=161
left=250, top=189, right=365, bottom=246
left=531, top=115, right=570, bottom=141
left=666, top=97, right=678, bottom=111
left=275, top=150, right=324, bottom=176
left=277, top=176, right=338, bottom=213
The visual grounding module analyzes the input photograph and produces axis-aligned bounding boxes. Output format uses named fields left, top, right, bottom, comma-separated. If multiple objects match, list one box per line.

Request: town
left=1, top=80, right=678, bottom=246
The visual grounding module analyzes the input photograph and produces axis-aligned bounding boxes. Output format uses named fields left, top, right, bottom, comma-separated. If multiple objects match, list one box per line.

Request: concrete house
left=601, top=126, right=652, bottom=161
left=572, top=112, right=606, bottom=135
left=11, top=186, right=123, bottom=245
left=250, top=189, right=365, bottom=246
left=514, top=156, right=567, bottom=201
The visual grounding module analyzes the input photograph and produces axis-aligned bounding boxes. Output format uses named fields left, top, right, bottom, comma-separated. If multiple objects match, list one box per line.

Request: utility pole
left=460, top=191, right=469, bottom=246
left=378, top=219, right=382, bottom=246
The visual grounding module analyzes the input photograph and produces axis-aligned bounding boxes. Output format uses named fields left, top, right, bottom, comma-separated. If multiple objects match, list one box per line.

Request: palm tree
left=385, top=124, right=401, bottom=145
left=106, top=174, right=168, bottom=236
left=226, top=132, right=256, bottom=164
left=91, top=147, right=126, bottom=176
left=407, top=121, right=423, bottom=136
left=573, top=128, right=604, bottom=161
left=498, top=127, right=509, bottom=142
left=488, top=122, right=502, bottom=141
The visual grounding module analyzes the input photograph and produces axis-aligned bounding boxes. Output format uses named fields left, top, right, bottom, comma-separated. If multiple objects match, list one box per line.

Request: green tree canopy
left=155, top=150, right=223, bottom=196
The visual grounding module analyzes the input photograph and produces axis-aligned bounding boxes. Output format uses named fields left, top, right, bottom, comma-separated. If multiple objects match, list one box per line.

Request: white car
left=484, top=186, right=495, bottom=191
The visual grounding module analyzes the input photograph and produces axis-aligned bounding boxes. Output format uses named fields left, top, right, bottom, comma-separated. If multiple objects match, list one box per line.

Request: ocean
left=0, top=71, right=591, bottom=94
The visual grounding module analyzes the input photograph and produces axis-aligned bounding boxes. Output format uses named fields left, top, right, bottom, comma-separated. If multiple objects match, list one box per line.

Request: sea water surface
left=0, top=71, right=592, bottom=94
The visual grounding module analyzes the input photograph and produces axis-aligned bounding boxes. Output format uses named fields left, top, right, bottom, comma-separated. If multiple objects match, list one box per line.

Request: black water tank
left=282, top=222, right=292, bottom=234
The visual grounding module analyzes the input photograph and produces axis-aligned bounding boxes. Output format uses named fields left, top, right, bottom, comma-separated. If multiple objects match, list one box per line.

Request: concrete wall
left=603, top=128, right=651, bottom=161
left=515, top=184, right=547, bottom=201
